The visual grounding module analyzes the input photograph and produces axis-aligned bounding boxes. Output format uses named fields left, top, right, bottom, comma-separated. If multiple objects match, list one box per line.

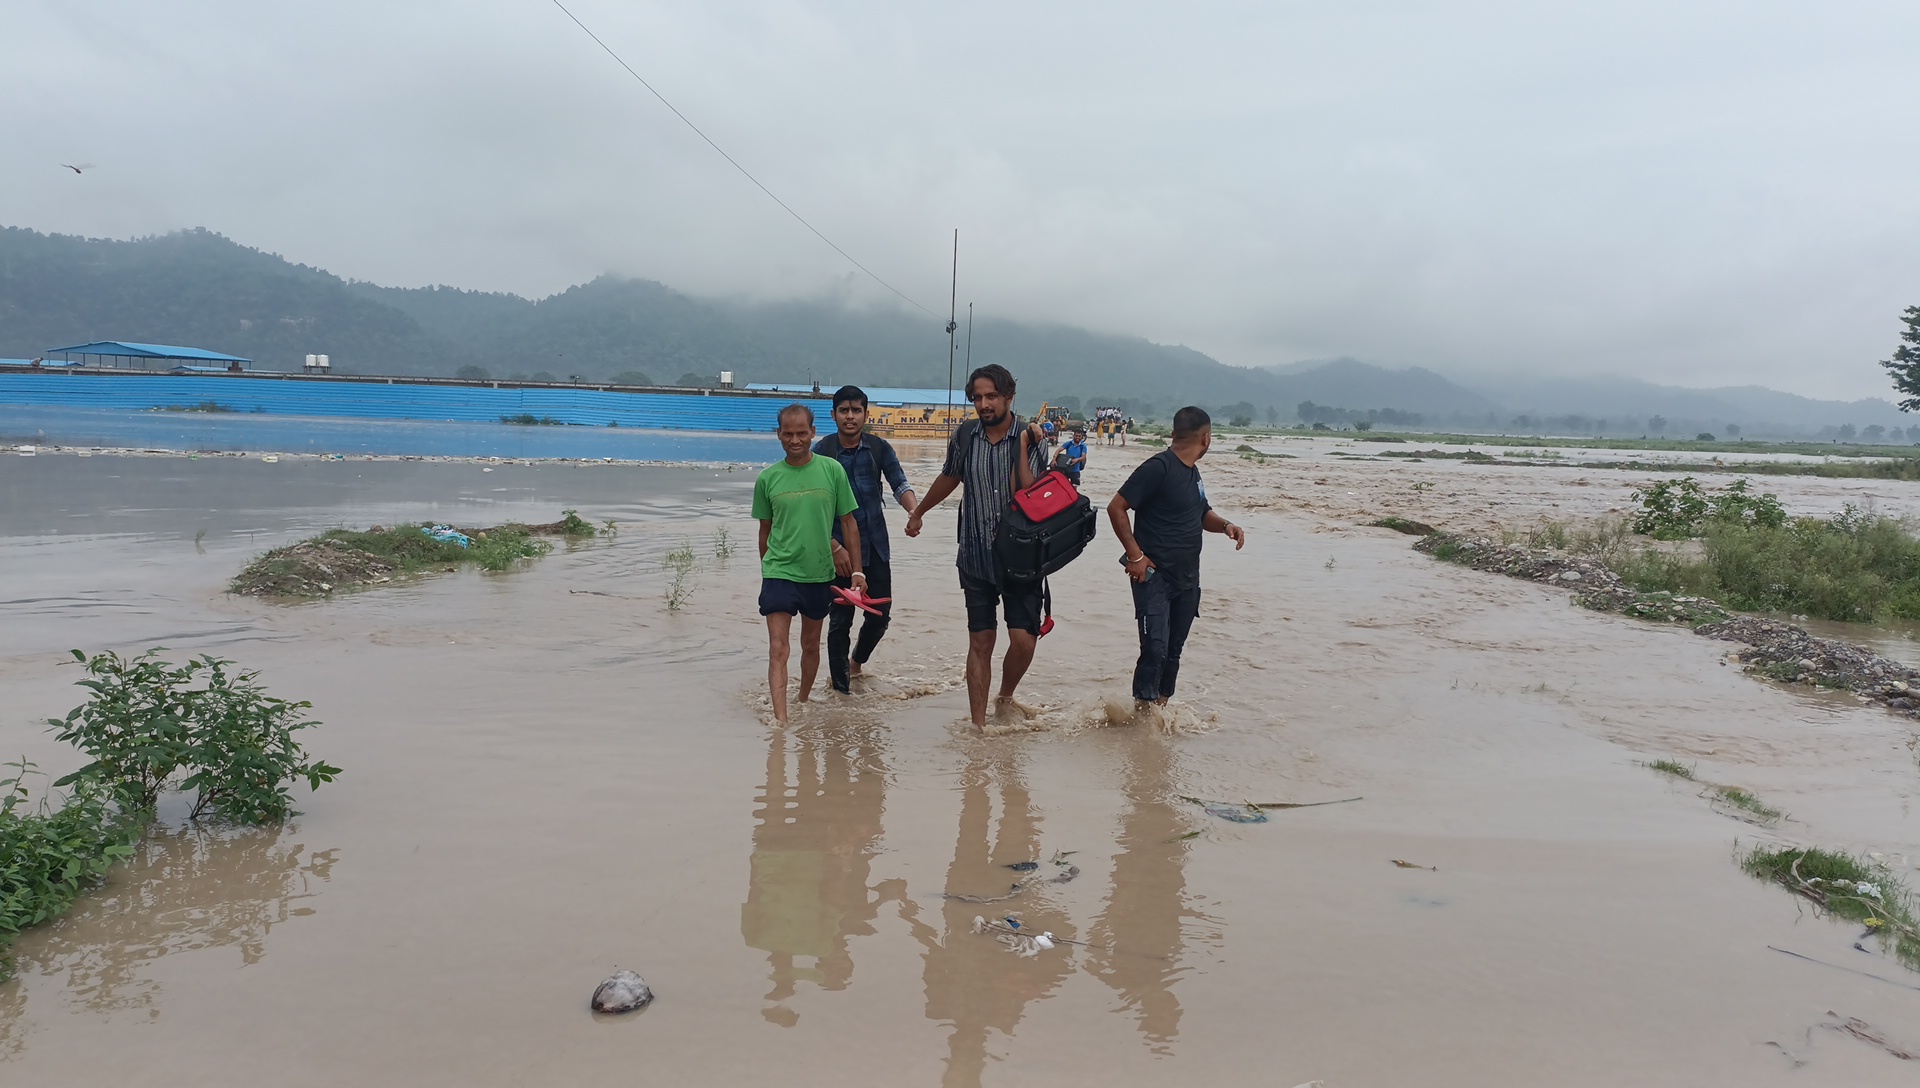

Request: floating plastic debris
left=421, top=525, right=472, bottom=548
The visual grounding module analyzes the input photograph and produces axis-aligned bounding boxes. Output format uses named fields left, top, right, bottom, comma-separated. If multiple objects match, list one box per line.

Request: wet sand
left=4, top=445, right=1920, bottom=1085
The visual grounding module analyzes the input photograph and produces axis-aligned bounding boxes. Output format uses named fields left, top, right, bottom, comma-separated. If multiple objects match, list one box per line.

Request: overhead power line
left=545, top=0, right=936, bottom=317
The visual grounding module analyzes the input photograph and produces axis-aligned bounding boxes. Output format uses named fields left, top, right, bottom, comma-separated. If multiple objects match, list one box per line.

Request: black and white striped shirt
left=941, top=415, right=1049, bottom=582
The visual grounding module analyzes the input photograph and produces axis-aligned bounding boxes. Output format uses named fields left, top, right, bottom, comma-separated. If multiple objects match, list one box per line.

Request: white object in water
left=591, top=969, right=654, bottom=1014
left=1033, top=933, right=1055, bottom=950
left=261, top=455, right=280, bottom=463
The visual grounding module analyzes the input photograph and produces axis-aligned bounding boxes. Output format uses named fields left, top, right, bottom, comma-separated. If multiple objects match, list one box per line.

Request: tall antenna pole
left=965, top=302, right=973, bottom=375
left=945, top=229, right=959, bottom=432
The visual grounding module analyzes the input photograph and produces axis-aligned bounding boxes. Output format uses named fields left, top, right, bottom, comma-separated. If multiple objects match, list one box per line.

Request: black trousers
left=1131, top=575, right=1201, bottom=701
left=829, top=559, right=893, bottom=691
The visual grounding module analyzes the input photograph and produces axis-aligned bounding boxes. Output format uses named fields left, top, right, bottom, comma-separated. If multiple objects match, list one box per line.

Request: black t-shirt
left=1118, top=449, right=1211, bottom=587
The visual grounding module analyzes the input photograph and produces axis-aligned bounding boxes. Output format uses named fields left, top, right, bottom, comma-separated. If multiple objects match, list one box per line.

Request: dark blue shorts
left=759, top=578, right=833, bottom=620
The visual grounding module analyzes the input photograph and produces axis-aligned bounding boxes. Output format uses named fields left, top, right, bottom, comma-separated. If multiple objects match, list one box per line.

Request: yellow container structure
left=865, top=402, right=973, bottom=439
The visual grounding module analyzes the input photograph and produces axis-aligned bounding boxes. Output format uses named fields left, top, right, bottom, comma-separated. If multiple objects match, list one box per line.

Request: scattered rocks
left=1696, top=616, right=1920, bottom=711
left=1414, top=532, right=1728, bottom=625
left=590, top=969, right=655, bottom=1014
left=231, top=538, right=400, bottom=597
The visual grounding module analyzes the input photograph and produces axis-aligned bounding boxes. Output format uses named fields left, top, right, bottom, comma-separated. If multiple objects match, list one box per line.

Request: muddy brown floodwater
left=3, top=446, right=1920, bottom=1085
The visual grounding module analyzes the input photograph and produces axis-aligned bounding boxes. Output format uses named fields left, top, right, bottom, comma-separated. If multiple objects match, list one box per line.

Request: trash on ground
left=422, top=524, right=472, bottom=548
left=1392, top=859, right=1439, bottom=871
left=1180, top=795, right=1363, bottom=823
left=1049, top=865, right=1081, bottom=884
left=590, top=969, right=655, bottom=1014
left=1005, top=861, right=1040, bottom=872
left=1181, top=797, right=1268, bottom=823
left=943, top=883, right=1026, bottom=904
left=971, top=915, right=1061, bottom=957
left=1821, top=1011, right=1920, bottom=1060
left=1166, top=830, right=1203, bottom=843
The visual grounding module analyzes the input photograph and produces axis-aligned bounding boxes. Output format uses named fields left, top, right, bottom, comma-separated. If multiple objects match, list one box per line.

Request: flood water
left=3, top=450, right=1920, bottom=1085
left=0, top=405, right=782, bottom=462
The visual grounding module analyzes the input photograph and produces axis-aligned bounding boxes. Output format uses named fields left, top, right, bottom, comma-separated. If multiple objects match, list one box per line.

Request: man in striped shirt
left=904, top=364, right=1050, bottom=729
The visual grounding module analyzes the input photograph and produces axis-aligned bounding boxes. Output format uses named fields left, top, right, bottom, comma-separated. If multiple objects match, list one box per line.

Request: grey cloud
left=4, top=0, right=1916, bottom=399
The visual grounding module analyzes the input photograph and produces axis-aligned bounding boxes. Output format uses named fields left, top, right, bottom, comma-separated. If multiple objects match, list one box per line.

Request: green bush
left=49, top=649, right=341, bottom=824
left=0, top=762, right=144, bottom=980
left=1631, top=476, right=1784, bottom=538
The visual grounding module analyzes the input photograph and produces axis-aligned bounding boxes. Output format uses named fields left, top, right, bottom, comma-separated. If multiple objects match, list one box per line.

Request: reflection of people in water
left=1083, top=734, right=1199, bottom=1053
left=909, top=750, right=1074, bottom=1087
left=739, top=720, right=900, bottom=1026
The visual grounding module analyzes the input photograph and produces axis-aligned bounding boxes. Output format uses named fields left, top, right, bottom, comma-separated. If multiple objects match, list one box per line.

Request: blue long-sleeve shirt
left=813, top=432, right=912, bottom=565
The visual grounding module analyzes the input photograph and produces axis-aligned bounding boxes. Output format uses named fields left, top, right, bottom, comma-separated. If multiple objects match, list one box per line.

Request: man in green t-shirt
left=753, top=404, right=862, bottom=722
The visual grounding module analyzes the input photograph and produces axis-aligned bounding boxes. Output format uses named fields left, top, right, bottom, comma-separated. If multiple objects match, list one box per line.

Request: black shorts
left=959, top=570, right=1043, bottom=635
left=759, top=578, right=833, bottom=620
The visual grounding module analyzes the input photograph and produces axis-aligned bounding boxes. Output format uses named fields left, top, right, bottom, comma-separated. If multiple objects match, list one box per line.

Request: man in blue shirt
left=816, top=385, right=918, bottom=695
left=1057, top=427, right=1088, bottom=486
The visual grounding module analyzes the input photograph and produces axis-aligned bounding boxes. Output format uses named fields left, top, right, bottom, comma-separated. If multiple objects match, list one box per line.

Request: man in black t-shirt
left=1106, top=406, right=1245, bottom=706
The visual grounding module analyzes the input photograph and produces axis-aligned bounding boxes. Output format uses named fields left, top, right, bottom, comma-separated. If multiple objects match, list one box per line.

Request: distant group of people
left=1092, top=407, right=1133, bottom=446
left=751, top=367, right=1243, bottom=728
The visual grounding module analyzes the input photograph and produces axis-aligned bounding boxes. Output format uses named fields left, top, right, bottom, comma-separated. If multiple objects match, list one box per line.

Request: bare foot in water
left=994, top=696, right=1038, bottom=721
left=849, top=660, right=863, bottom=677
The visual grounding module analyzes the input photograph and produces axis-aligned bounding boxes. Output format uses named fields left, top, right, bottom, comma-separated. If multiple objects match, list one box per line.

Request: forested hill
left=4, top=226, right=1900, bottom=434
left=0, top=225, right=1299, bottom=415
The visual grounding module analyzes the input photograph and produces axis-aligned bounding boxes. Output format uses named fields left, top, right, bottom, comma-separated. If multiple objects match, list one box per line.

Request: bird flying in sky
left=59, top=163, right=94, bottom=174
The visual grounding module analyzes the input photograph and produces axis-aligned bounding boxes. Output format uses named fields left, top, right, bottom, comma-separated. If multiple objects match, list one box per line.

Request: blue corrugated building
left=0, top=370, right=831, bottom=433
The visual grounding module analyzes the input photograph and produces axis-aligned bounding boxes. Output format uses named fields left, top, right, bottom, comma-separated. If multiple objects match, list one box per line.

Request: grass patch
left=231, top=517, right=595, bottom=597
left=1370, top=516, right=1436, bottom=536
left=1135, top=436, right=1165, bottom=447
left=1645, top=758, right=1695, bottom=780
left=1710, top=785, right=1783, bottom=822
left=1513, top=495, right=1920, bottom=625
left=155, top=401, right=237, bottom=413
left=500, top=414, right=563, bottom=426
left=1742, top=845, right=1920, bottom=970
left=1616, top=510, right=1920, bottom=623
left=1380, top=448, right=1495, bottom=462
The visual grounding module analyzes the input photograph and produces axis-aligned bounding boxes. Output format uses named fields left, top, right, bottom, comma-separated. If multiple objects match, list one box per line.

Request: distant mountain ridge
left=0, top=225, right=1905, bottom=437
left=1266, top=357, right=1907, bottom=436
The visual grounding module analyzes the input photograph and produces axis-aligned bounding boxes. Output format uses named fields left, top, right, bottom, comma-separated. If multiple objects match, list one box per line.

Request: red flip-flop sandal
left=831, top=585, right=892, bottom=616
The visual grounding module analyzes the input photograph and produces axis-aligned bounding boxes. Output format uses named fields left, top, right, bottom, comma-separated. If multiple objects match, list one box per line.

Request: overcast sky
left=5, top=1, right=1917, bottom=399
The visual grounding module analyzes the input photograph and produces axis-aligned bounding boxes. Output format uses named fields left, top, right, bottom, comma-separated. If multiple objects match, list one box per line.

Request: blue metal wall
left=0, top=373, right=831, bottom=434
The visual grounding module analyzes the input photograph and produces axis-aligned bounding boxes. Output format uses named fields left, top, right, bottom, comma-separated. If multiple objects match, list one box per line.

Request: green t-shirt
left=751, top=454, right=858, bottom=583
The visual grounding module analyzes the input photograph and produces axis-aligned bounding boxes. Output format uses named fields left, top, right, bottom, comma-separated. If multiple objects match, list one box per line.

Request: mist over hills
left=1, top=225, right=1906, bottom=439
